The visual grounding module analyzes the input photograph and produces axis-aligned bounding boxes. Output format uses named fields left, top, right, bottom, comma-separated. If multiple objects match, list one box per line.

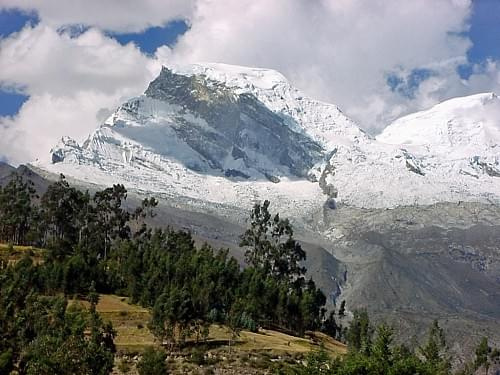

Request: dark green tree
left=338, top=300, right=346, bottom=318
left=93, top=184, right=130, bottom=259
left=346, top=309, right=372, bottom=355
left=322, top=310, right=338, bottom=339
left=419, top=320, right=450, bottom=375
left=370, top=324, right=393, bottom=373
left=137, top=347, right=167, bottom=375
left=41, top=174, right=89, bottom=252
left=240, top=200, right=306, bottom=281
left=0, top=172, right=37, bottom=245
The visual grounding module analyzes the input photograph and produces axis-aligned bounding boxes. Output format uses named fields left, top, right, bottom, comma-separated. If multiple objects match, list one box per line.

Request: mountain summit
left=36, top=63, right=500, bottom=212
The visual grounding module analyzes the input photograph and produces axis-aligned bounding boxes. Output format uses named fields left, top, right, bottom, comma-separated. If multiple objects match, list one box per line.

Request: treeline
left=0, top=173, right=327, bottom=372
left=278, top=311, right=500, bottom=375
left=0, top=173, right=136, bottom=255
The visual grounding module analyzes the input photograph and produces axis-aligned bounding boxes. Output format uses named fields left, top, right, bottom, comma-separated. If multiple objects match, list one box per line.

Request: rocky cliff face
left=144, top=67, right=323, bottom=179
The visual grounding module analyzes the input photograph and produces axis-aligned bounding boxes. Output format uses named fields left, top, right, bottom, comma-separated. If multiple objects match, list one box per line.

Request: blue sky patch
left=0, top=8, right=39, bottom=37
left=457, top=0, right=500, bottom=79
left=0, top=90, right=28, bottom=117
left=467, top=0, right=500, bottom=64
left=109, top=20, right=189, bottom=55
left=0, top=9, right=37, bottom=117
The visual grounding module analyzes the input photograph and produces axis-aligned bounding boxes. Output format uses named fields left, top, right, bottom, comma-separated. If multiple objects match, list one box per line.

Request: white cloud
left=3, top=0, right=500, bottom=165
left=0, top=25, right=158, bottom=95
left=0, top=0, right=194, bottom=32
left=0, top=92, right=121, bottom=165
left=166, top=0, right=473, bottom=132
left=0, top=24, right=161, bottom=164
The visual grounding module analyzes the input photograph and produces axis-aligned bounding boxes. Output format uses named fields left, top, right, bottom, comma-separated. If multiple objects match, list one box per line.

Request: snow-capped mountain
left=34, top=63, right=500, bottom=214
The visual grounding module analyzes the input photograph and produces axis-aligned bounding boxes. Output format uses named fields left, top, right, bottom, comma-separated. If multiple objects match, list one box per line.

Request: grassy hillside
left=70, top=294, right=346, bottom=374
left=72, top=294, right=346, bottom=354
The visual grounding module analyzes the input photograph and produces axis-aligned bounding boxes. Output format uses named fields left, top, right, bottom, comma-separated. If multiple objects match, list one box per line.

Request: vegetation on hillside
left=0, top=172, right=498, bottom=374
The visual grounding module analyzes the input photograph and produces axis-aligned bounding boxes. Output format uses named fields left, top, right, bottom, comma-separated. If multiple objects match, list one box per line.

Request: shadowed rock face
left=310, top=202, right=500, bottom=364
left=0, top=163, right=49, bottom=194
left=144, top=68, right=323, bottom=178
left=0, top=161, right=16, bottom=182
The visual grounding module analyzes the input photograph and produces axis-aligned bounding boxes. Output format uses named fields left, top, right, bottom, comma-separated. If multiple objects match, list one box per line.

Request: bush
left=0, top=349, right=14, bottom=374
left=239, top=312, right=257, bottom=332
left=117, top=358, right=132, bottom=373
left=250, top=355, right=271, bottom=369
left=190, top=348, right=206, bottom=365
left=137, top=347, right=168, bottom=375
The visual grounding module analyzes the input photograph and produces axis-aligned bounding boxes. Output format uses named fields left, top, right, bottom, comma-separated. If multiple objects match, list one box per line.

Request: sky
left=0, top=0, right=500, bottom=165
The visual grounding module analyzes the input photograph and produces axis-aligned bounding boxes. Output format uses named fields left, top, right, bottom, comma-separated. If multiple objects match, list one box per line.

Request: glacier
left=33, top=63, right=500, bottom=214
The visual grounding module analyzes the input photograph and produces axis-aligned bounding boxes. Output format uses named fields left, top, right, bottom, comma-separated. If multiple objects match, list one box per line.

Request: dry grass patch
left=207, top=325, right=346, bottom=356
left=0, top=243, right=45, bottom=264
left=69, top=295, right=346, bottom=357
left=70, top=294, right=156, bottom=352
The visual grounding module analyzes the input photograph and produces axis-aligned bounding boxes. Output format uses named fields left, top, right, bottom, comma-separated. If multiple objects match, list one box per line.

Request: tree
left=346, top=310, right=372, bottom=355
left=240, top=200, right=306, bottom=281
left=238, top=201, right=326, bottom=335
left=150, top=288, right=196, bottom=349
left=338, top=300, right=346, bottom=318
left=137, top=347, right=167, bottom=375
left=0, top=172, right=37, bottom=245
left=226, top=304, right=242, bottom=353
left=474, top=337, right=490, bottom=374
left=41, top=174, right=88, bottom=252
left=371, top=324, right=394, bottom=373
left=390, top=344, right=426, bottom=375
left=132, top=197, right=158, bottom=237
left=13, top=294, right=115, bottom=375
left=300, top=346, right=336, bottom=375
left=419, top=320, right=450, bottom=375
left=93, top=184, right=130, bottom=259
left=322, top=310, right=338, bottom=339
left=300, top=279, right=327, bottom=332
left=0, top=349, right=13, bottom=374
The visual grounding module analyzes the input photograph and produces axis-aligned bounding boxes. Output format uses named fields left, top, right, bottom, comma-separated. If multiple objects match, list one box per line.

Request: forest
left=0, top=173, right=498, bottom=374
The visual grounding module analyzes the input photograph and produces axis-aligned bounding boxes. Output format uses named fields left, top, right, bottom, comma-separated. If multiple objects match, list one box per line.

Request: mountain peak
left=36, top=66, right=500, bottom=211
left=167, top=62, right=290, bottom=92
left=377, top=92, right=500, bottom=151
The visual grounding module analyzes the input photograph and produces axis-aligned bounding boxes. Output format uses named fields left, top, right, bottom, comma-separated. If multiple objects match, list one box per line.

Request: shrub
left=117, top=358, right=132, bottom=373
left=0, top=349, right=14, bottom=374
left=190, top=348, right=206, bottom=365
left=137, top=347, right=168, bottom=375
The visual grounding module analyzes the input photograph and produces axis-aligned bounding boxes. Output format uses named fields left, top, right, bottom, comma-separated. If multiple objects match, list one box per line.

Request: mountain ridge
left=35, top=63, right=500, bottom=211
